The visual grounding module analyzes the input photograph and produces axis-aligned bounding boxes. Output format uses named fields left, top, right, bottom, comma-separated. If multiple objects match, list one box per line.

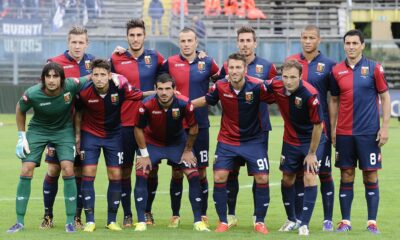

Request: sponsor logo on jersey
left=255, top=64, right=263, bottom=74
left=144, top=55, right=151, bottom=65
left=172, top=108, right=180, bottom=119
left=63, top=65, right=74, bottom=69
left=198, top=61, right=205, bottom=71
left=317, top=62, right=325, bottom=72
left=152, top=110, right=162, bottom=114
left=88, top=99, right=99, bottom=103
left=223, top=93, right=233, bottom=98
left=64, top=92, right=71, bottom=104
left=40, top=102, right=51, bottom=106
left=121, top=61, right=132, bottom=65
left=361, top=66, right=369, bottom=76
left=245, top=91, right=254, bottom=103
left=338, top=70, right=348, bottom=75
left=85, top=60, right=91, bottom=70
left=174, top=63, right=185, bottom=68
left=111, top=93, right=119, bottom=104
left=294, top=96, right=302, bottom=108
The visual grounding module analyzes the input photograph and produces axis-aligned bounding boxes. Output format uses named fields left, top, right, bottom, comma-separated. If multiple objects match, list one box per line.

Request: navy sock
left=107, top=179, right=121, bottom=224
left=75, top=176, right=83, bottom=218
left=82, top=176, right=95, bottom=223
left=43, top=174, right=59, bottom=217
left=227, top=171, right=239, bottom=215
left=281, top=181, right=296, bottom=222
left=255, top=183, right=270, bottom=223
left=320, top=173, right=334, bottom=221
left=170, top=176, right=183, bottom=216
left=214, top=182, right=228, bottom=223
left=339, top=181, right=354, bottom=221
left=146, top=175, right=158, bottom=213
left=364, top=181, right=379, bottom=221
left=300, top=185, right=318, bottom=226
left=187, top=171, right=202, bottom=222
left=200, top=177, right=208, bottom=216
left=134, top=171, right=148, bottom=222
left=121, top=177, right=132, bottom=217
left=294, top=174, right=304, bottom=220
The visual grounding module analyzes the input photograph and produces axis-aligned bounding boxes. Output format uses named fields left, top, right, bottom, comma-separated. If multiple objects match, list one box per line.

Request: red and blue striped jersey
left=110, top=49, right=164, bottom=126
left=48, top=51, right=95, bottom=77
left=205, top=76, right=273, bottom=146
left=286, top=52, right=336, bottom=139
left=78, top=76, right=143, bottom=138
left=266, top=78, right=324, bottom=146
left=161, top=54, right=219, bottom=128
left=217, top=55, right=277, bottom=132
left=135, top=95, right=196, bottom=147
left=330, top=56, right=388, bottom=135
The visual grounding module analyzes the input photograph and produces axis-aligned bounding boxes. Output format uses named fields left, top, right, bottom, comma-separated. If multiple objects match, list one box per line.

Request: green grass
left=0, top=114, right=399, bottom=239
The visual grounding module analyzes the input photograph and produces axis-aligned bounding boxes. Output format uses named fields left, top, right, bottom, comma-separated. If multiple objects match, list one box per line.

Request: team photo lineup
left=5, top=14, right=391, bottom=237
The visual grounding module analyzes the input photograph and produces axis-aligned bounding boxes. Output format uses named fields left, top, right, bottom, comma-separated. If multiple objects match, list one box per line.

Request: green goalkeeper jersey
left=19, top=77, right=88, bottom=133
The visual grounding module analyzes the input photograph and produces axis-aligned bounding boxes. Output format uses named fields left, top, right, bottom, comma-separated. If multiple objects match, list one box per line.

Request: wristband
left=139, top=148, right=149, bottom=157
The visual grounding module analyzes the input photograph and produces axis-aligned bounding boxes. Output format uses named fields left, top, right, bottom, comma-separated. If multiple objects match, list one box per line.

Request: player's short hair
left=237, top=26, right=256, bottom=41
left=180, top=27, right=197, bottom=39
left=343, top=29, right=364, bottom=44
left=302, top=25, right=320, bottom=37
left=91, top=59, right=111, bottom=72
left=126, top=18, right=146, bottom=35
left=227, top=53, right=247, bottom=67
left=156, top=73, right=176, bottom=88
left=68, top=25, right=88, bottom=42
left=282, top=59, right=303, bottom=76
left=41, top=62, right=65, bottom=87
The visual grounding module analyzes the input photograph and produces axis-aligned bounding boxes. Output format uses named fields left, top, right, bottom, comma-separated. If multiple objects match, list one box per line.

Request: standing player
left=77, top=59, right=145, bottom=232
left=192, top=53, right=272, bottom=234
left=133, top=73, right=210, bottom=232
left=161, top=27, right=219, bottom=227
left=285, top=25, right=336, bottom=231
left=110, top=18, right=164, bottom=227
left=40, top=25, right=95, bottom=229
left=7, top=62, right=88, bottom=233
left=268, top=60, right=325, bottom=236
left=330, top=29, right=390, bottom=234
left=217, top=25, right=277, bottom=227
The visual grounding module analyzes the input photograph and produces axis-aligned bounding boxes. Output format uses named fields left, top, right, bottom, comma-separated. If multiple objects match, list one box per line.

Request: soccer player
left=7, top=62, right=89, bottom=233
left=77, top=59, right=147, bottom=232
left=267, top=60, right=325, bottom=236
left=110, top=18, right=164, bottom=227
left=285, top=25, right=336, bottom=231
left=161, top=27, right=219, bottom=227
left=191, top=53, right=272, bottom=234
left=217, top=25, right=277, bottom=227
left=41, top=25, right=95, bottom=229
left=133, top=73, right=210, bottom=232
left=330, top=29, right=390, bottom=234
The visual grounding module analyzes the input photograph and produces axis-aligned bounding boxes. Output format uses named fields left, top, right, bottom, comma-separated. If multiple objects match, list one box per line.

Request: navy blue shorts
left=45, top=143, right=81, bottom=166
left=335, top=135, right=382, bottom=171
left=80, top=131, right=123, bottom=167
left=279, top=141, right=325, bottom=174
left=188, top=128, right=209, bottom=168
left=214, top=141, right=269, bottom=176
left=121, top=126, right=138, bottom=167
left=319, top=140, right=332, bottom=174
left=148, top=142, right=193, bottom=169
left=234, top=132, right=269, bottom=168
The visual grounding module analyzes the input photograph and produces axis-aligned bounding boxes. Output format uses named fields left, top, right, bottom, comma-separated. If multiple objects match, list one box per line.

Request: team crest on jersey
left=294, top=96, right=302, bottom=108
left=317, top=62, right=325, bottom=73
left=245, top=92, right=254, bottom=103
left=255, top=64, right=263, bottom=74
left=361, top=66, right=369, bottom=76
left=111, top=93, right=119, bottom=104
left=198, top=61, right=205, bottom=72
left=64, top=92, right=71, bottom=104
left=172, top=108, right=180, bottom=119
left=85, top=60, right=91, bottom=70
left=144, top=55, right=152, bottom=65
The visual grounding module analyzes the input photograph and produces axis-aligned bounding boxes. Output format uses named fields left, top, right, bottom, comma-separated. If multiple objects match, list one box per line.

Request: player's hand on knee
left=304, top=153, right=318, bottom=175
left=181, top=150, right=197, bottom=168
left=16, top=131, right=30, bottom=159
left=136, top=156, right=152, bottom=174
